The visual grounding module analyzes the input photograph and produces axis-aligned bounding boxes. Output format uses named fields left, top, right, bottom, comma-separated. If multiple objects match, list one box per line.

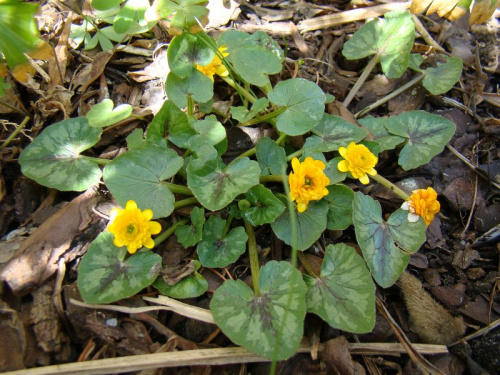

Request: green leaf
left=324, top=185, right=354, bottom=230
left=352, top=192, right=426, bottom=288
left=256, top=137, right=287, bottom=175
left=187, top=157, right=261, bottom=211
left=304, top=243, right=375, bottom=333
left=92, top=0, right=124, bottom=10
left=77, top=232, right=162, bottom=304
left=358, top=116, right=405, bottom=152
left=409, top=53, right=424, bottom=72
left=19, top=118, right=102, bottom=191
left=231, top=46, right=282, bottom=87
left=113, top=0, right=155, bottom=35
left=210, top=261, right=307, bottom=360
left=271, top=200, right=328, bottom=251
left=219, top=30, right=285, bottom=62
left=422, top=56, right=463, bottom=95
left=243, top=185, right=286, bottom=226
left=146, top=100, right=196, bottom=148
left=197, top=216, right=248, bottom=268
left=86, top=99, right=133, bottom=128
left=384, top=111, right=456, bottom=170
left=324, top=157, right=347, bottom=185
left=0, top=1, right=42, bottom=72
left=192, top=115, right=226, bottom=146
left=153, top=261, right=208, bottom=298
left=167, top=33, right=215, bottom=78
left=342, top=10, right=415, bottom=78
left=126, top=128, right=146, bottom=149
left=304, top=114, right=367, bottom=152
left=231, top=98, right=269, bottom=123
left=146, top=0, right=209, bottom=34
left=103, top=143, right=184, bottom=218
left=175, top=206, right=205, bottom=247
left=166, top=70, right=213, bottom=109
left=268, top=78, right=326, bottom=136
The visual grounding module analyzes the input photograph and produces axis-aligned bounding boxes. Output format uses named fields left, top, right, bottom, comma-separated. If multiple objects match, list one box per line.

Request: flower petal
left=126, top=200, right=137, bottom=210
left=149, top=221, right=162, bottom=234
left=142, top=209, right=153, bottom=221
left=359, top=174, right=370, bottom=185
left=337, top=160, right=349, bottom=172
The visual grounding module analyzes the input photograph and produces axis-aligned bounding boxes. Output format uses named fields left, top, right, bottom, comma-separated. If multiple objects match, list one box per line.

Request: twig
left=142, top=295, right=215, bottom=324
left=2, top=343, right=448, bottom=375
left=411, top=14, right=445, bottom=53
left=454, top=318, right=500, bottom=344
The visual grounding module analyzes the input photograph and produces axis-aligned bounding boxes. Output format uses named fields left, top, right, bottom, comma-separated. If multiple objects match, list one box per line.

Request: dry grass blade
left=143, top=295, right=215, bottom=324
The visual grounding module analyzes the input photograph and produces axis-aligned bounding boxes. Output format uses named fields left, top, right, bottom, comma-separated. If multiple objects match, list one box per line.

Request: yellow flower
left=196, top=46, right=229, bottom=82
left=401, top=187, right=440, bottom=226
left=108, top=200, right=161, bottom=254
left=337, top=142, right=378, bottom=185
left=289, top=157, right=330, bottom=213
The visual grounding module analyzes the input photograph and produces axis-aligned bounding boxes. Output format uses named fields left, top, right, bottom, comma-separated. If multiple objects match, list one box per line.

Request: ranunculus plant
left=18, top=5, right=459, bottom=363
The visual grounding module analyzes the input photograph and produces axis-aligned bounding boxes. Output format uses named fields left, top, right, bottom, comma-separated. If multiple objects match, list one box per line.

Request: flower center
left=126, top=223, right=137, bottom=235
left=304, top=176, right=313, bottom=186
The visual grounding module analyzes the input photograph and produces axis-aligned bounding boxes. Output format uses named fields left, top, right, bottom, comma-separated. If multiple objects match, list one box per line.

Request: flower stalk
left=343, top=55, right=380, bottom=107
left=152, top=218, right=188, bottom=248
left=245, top=220, right=260, bottom=296
left=371, top=174, right=409, bottom=200
left=164, top=183, right=193, bottom=196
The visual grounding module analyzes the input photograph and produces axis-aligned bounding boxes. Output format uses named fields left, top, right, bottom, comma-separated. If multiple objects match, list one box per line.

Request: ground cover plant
left=1, top=0, right=499, bottom=373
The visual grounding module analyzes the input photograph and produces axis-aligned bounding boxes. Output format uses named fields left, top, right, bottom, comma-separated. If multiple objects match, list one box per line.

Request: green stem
left=355, top=74, right=425, bottom=118
left=152, top=219, right=188, bottom=248
left=0, top=99, right=29, bottom=117
left=343, top=55, right=380, bottom=107
left=262, top=82, right=273, bottom=94
left=222, top=214, right=234, bottom=237
left=0, top=116, right=30, bottom=151
left=371, top=174, right=409, bottom=200
left=222, top=76, right=257, bottom=104
left=245, top=220, right=260, bottom=296
left=275, top=132, right=287, bottom=146
left=286, top=149, right=304, bottom=162
left=164, top=183, right=193, bottom=196
left=259, top=175, right=285, bottom=183
left=297, top=251, right=318, bottom=278
left=81, top=156, right=111, bottom=165
left=187, top=96, right=194, bottom=117
left=238, top=107, right=286, bottom=127
left=174, top=197, right=199, bottom=209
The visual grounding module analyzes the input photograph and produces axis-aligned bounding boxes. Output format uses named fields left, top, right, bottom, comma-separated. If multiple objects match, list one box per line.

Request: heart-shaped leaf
left=197, top=216, right=248, bottom=268
left=342, top=10, right=415, bottom=78
left=219, top=30, right=285, bottom=63
left=167, top=33, right=215, bottom=78
left=86, top=99, right=133, bottom=128
left=304, top=114, right=367, bottom=152
left=113, top=0, right=155, bottom=34
left=268, top=78, right=326, bottom=136
left=146, top=100, right=196, bottom=148
left=422, top=55, right=463, bottom=95
left=324, top=185, right=354, bottom=230
left=175, top=206, right=205, bottom=248
left=231, top=46, right=283, bottom=87
left=153, top=261, right=208, bottom=299
left=256, top=137, right=287, bottom=176
left=103, top=142, right=184, bottom=219
left=166, top=70, right=213, bottom=109
left=77, top=232, right=162, bottom=304
left=384, top=111, right=456, bottom=170
left=192, top=115, right=226, bottom=146
left=358, top=116, right=405, bottom=152
left=19, top=117, right=102, bottom=191
left=243, top=185, right=286, bottom=226
left=352, top=192, right=426, bottom=288
left=304, top=243, right=375, bottom=333
left=210, top=261, right=307, bottom=360
left=187, top=157, right=261, bottom=211
left=271, top=200, right=328, bottom=251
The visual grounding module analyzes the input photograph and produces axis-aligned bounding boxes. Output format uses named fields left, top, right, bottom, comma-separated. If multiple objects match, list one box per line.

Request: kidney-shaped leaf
left=231, top=46, right=282, bottom=87
left=271, top=200, right=328, bottom=251
left=167, top=33, right=215, bottom=79
left=385, top=110, right=456, bottom=170
left=268, top=78, right=326, bottom=136
left=256, top=137, right=287, bottom=176
left=324, top=184, right=354, bottom=230
left=304, top=114, right=367, bottom=152
left=243, top=185, right=285, bottom=226
left=153, top=261, right=208, bottom=299
left=77, top=232, right=162, bottom=304
left=86, top=99, right=133, bottom=128
left=187, top=156, right=261, bottom=211
left=210, top=261, right=307, bottom=360
left=19, top=117, right=102, bottom=191
left=352, top=192, right=426, bottom=288
left=103, top=143, right=184, bottom=218
left=304, top=243, right=375, bottom=333
left=197, top=216, right=248, bottom=268
left=175, top=206, right=205, bottom=248
left=422, top=55, right=463, bottom=95
left=342, top=10, right=415, bottom=78
left=358, top=116, right=405, bottom=152
left=166, top=70, right=213, bottom=109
